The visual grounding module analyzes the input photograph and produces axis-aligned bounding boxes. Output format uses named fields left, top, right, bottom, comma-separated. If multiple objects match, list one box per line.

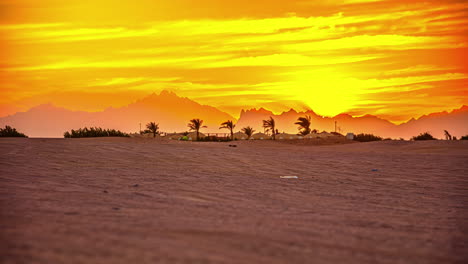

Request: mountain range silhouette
left=0, top=90, right=466, bottom=138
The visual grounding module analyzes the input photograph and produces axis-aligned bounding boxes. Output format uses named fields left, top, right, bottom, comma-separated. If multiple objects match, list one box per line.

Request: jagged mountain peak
left=0, top=93, right=466, bottom=139
left=0, top=91, right=235, bottom=137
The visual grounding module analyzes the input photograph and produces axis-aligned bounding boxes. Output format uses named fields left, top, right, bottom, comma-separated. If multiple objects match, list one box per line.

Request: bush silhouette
left=63, top=127, right=129, bottom=138
left=460, top=135, right=468, bottom=140
left=354, top=133, right=382, bottom=142
left=198, top=136, right=231, bottom=142
left=412, top=132, right=436, bottom=141
left=0, top=126, right=28, bottom=137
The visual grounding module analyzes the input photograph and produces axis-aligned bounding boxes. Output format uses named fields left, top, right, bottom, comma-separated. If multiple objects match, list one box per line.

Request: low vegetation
left=0, top=125, right=28, bottom=137
left=198, top=136, right=231, bottom=142
left=64, top=127, right=129, bottom=138
left=412, top=132, right=436, bottom=141
left=353, top=133, right=382, bottom=142
left=460, top=135, right=468, bottom=140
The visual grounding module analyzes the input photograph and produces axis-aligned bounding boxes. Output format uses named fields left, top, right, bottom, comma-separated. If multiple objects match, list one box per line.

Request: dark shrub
left=63, top=127, right=129, bottom=138
left=354, top=133, right=382, bottom=142
left=198, top=136, right=231, bottom=142
left=412, top=132, right=436, bottom=141
left=0, top=126, right=27, bottom=137
left=460, top=135, right=468, bottom=140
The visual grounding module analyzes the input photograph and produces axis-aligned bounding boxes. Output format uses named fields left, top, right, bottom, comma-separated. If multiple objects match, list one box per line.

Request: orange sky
left=1, top=0, right=467, bottom=123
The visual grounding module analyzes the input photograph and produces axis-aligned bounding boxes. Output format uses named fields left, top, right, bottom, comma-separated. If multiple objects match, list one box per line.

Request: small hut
left=303, top=133, right=320, bottom=139
left=167, top=133, right=187, bottom=140
left=319, top=131, right=333, bottom=138
left=276, top=133, right=297, bottom=140
left=233, top=131, right=248, bottom=140
left=251, top=132, right=269, bottom=140
left=187, top=131, right=206, bottom=140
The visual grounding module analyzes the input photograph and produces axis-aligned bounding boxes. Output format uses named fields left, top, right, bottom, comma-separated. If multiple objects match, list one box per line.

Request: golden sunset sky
left=1, top=0, right=467, bottom=122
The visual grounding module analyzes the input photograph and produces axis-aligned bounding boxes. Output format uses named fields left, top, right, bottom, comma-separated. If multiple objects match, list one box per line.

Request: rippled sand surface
left=1, top=138, right=467, bottom=263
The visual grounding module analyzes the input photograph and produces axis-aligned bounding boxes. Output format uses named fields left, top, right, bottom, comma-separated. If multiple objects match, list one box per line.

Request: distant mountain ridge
left=236, top=105, right=468, bottom=139
left=0, top=91, right=235, bottom=137
left=0, top=90, right=466, bottom=138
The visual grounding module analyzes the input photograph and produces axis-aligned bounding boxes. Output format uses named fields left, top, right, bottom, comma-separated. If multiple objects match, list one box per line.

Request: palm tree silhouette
left=262, top=116, right=276, bottom=140
left=444, top=130, right=452, bottom=140
left=146, top=122, right=159, bottom=138
left=188, top=118, right=207, bottom=141
left=220, top=120, right=235, bottom=140
left=295, top=115, right=312, bottom=136
left=241, top=126, right=255, bottom=139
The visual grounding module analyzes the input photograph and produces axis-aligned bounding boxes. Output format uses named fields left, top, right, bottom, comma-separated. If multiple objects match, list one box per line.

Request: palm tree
left=444, top=130, right=452, bottom=140
left=241, top=126, right=255, bottom=139
left=262, top=116, right=276, bottom=140
left=220, top=120, right=235, bottom=140
left=146, top=122, right=159, bottom=137
left=295, top=115, right=312, bottom=136
left=188, top=118, right=207, bottom=141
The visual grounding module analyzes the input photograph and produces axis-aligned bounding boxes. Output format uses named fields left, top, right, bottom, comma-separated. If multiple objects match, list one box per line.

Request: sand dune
left=0, top=138, right=467, bottom=263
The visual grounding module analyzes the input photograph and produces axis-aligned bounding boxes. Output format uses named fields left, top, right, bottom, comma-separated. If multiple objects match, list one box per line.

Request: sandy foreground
left=0, top=138, right=467, bottom=264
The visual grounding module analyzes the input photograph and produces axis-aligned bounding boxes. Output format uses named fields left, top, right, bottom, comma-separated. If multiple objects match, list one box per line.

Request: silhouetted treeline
left=353, top=133, right=382, bottom=142
left=0, top=126, right=28, bottom=137
left=461, top=135, right=468, bottom=140
left=411, top=132, right=436, bottom=141
left=64, top=127, right=129, bottom=138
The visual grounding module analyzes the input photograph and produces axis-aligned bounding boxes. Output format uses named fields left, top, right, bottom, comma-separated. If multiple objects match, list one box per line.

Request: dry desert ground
left=0, top=138, right=467, bottom=264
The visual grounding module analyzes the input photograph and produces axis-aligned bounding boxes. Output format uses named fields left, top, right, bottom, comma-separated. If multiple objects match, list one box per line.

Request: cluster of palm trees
left=180, top=115, right=312, bottom=141
left=218, top=120, right=256, bottom=141
left=186, top=118, right=257, bottom=141
left=144, top=115, right=317, bottom=141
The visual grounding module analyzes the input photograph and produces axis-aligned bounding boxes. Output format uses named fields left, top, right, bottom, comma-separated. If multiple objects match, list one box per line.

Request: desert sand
left=0, top=138, right=467, bottom=263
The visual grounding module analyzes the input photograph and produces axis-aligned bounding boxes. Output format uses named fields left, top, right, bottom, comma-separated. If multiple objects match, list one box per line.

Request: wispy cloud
left=0, top=0, right=467, bottom=120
